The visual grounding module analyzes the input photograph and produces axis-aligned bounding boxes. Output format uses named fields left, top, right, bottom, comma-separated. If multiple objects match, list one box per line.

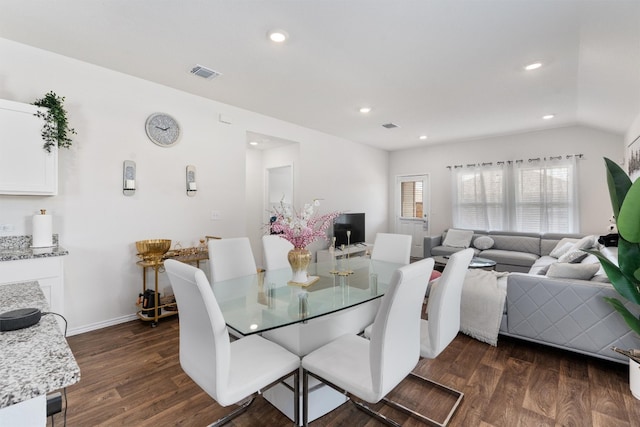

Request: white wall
left=389, top=125, right=624, bottom=237
left=0, top=38, right=389, bottom=333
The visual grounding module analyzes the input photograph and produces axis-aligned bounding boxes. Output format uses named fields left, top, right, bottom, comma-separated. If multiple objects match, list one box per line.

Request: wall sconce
left=186, top=165, right=197, bottom=197
left=123, top=160, right=136, bottom=196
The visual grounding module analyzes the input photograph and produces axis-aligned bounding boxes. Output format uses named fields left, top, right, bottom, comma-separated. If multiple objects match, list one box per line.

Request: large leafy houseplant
left=33, top=91, right=76, bottom=152
left=588, top=158, right=640, bottom=339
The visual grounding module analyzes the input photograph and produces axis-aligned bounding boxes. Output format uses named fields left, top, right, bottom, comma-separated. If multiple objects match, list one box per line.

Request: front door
left=395, top=174, right=430, bottom=258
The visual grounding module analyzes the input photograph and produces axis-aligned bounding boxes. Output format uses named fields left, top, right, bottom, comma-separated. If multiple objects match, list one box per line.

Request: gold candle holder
left=329, top=236, right=339, bottom=275
left=344, top=230, right=353, bottom=275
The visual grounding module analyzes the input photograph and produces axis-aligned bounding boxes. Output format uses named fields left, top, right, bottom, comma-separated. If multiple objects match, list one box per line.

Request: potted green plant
left=32, top=91, right=76, bottom=152
left=589, top=157, right=640, bottom=398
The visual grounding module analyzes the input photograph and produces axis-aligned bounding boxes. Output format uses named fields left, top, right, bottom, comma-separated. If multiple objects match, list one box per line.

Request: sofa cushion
left=547, top=262, right=599, bottom=280
left=442, top=228, right=474, bottom=248
left=488, top=233, right=541, bottom=256
left=479, top=249, right=539, bottom=268
left=473, top=236, right=494, bottom=250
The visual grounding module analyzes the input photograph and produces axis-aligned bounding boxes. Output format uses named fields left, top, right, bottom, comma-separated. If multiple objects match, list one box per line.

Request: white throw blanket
left=459, top=269, right=508, bottom=346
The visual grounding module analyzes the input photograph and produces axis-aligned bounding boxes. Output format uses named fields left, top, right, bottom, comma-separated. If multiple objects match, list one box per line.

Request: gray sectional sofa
left=424, top=229, right=639, bottom=363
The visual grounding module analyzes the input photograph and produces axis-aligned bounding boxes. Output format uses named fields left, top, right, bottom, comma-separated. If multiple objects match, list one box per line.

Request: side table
left=433, top=255, right=496, bottom=272
left=135, top=251, right=209, bottom=327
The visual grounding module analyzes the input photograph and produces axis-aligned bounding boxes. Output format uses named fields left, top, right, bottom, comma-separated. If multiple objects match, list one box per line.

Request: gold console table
left=135, top=249, right=209, bottom=327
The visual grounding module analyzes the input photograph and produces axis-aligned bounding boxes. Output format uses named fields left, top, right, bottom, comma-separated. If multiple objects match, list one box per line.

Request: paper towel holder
left=186, top=165, right=197, bottom=197
left=123, top=160, right=136, bottom=196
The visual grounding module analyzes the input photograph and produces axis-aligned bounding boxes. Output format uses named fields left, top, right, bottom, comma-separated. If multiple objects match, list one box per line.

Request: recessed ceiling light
left=268, top=30, right=288, bottom=43
left=542, top=114, right=555, bottom=120
left=249, top=141, right=259, bottom=146
left=359, top=107, right=372, bottom=114
left=419, top=135, right=428, bottom=140
left=524, top=62, right=543, bottom=71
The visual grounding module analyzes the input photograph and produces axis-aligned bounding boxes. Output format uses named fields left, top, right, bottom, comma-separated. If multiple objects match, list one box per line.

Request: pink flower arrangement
left=270, top=200, right=340, bottom=249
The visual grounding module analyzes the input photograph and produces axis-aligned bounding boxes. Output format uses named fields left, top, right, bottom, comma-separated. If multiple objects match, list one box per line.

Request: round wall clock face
left=145, top=113, right=181, bottom=147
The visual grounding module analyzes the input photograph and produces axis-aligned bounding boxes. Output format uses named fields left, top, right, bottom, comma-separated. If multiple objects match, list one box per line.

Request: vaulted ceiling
left=1, top=0, right=639, bottom=151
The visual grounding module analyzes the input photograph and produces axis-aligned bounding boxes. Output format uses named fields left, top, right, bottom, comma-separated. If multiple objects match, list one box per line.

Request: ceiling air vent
left=190, top=64, right=222, bottom=80
left=382, top=122, right=399, bottom=129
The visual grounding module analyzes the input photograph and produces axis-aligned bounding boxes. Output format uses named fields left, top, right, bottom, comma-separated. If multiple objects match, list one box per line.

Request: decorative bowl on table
left=135, top=239, right=171, bottom=262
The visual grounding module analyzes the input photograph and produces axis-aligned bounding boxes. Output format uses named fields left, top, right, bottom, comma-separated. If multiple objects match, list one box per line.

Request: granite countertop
left=0, top=235, right=68, bottom=262
left=0, top=281, right=80, bottom=408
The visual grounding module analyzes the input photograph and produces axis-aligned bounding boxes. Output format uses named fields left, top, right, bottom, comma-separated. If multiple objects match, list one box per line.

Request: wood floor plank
left=453, top=363, right=502, bottom=426
left=481, top=357, right=533, bottom=426
left=522, top=368, right=558, bottom=418
left=588, top=359, right=630, bottom=423
left=556, top=376, right=592, bottom=427
left=46, top=316, right=640, bottom=427
left=517, top=408, right=554, bottom=426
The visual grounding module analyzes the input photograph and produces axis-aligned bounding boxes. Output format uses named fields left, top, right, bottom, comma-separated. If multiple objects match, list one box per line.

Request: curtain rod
left=446, top=153, right=583, bottom=169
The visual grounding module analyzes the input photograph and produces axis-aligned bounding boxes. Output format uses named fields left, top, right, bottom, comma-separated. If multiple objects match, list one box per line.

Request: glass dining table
left=210, top=256, right=404, bottom=423
left=211, top=256, right=403, bottom=337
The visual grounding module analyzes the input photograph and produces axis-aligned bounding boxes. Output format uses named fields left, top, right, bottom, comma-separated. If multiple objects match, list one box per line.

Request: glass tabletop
left=211, top=257, right=403, bottom=335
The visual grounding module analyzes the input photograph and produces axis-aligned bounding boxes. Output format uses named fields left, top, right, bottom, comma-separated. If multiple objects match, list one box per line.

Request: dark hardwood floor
left=50, top=315, right=640, bottom=427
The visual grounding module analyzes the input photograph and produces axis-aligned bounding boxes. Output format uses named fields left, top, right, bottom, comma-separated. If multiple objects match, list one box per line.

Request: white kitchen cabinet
left=0, top=256, right=65, bottom=325
left=0, top=99, right=58, bottom=195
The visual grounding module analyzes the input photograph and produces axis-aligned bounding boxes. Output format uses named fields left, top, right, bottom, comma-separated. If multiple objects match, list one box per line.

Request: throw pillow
left=550, top=242, right=573, bottom=258
left=558, top=249, right=588, bottom=263
left=572, top=235, right=596, bottom=251
left=442, top=229, right=474, bottom=248
left=473, top=236, right=494, bottom=250
left=547, top=262, right=600, bottom=280
left=429, top=270, right=442, bottom=282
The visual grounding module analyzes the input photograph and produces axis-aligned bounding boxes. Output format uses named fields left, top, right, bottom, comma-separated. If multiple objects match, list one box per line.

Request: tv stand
left=316, top=243, right=373, bottom=263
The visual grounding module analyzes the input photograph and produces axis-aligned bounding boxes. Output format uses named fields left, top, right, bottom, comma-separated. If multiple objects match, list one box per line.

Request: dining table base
left=261, top=300, right=381, bottom=423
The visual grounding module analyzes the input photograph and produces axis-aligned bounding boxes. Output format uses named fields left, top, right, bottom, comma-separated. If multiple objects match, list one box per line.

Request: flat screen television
left=333, top=213, right=365, bottom=247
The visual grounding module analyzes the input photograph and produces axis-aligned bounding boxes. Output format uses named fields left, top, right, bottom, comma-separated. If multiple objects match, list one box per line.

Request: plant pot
left=288, top=248, right=311, bottom=283
left=630, top=359, right=640, bottom=400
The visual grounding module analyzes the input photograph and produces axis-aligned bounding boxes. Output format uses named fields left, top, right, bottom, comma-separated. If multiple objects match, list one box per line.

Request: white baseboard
left=67, top=313, right=138, bottom=336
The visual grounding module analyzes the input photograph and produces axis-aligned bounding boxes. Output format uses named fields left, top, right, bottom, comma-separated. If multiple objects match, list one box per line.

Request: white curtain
left=511, top=156, right=579, bottom=233
left=451, top=163, right=508, bottom=231
left=452, top=156, right=579, bottom=233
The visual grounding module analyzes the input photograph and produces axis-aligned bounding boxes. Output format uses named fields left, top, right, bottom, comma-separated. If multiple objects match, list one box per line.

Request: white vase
left=630, top=359, right=640, bottom=400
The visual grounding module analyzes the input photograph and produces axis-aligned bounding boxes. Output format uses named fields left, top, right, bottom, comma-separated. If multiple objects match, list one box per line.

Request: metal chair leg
left=303, top=369, right=309, bottom=427
left=351, top=399, right=403, bottom=427
left=207, top=396, right=255, bottom=427
left=304, top=370, right=463, bottom=427
left=381, top=372, right=464, bottom=427
left=293, top=369, right=300, bottom=427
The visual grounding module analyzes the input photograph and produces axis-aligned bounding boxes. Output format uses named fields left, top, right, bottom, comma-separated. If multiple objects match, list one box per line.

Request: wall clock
left=145, top=113, right=181, bottom=147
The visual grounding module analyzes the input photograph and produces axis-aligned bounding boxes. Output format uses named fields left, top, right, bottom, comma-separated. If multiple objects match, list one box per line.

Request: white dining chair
left=207, top=237, right=258, bottom=283
left=370, top=232, right=412, bottom=265
left=408, top=247, right=474, bottom=426
left=360, top=249, right=473, bottom=425
left=164, top=259, right=300, bottom=426
left=262, top=234, right=294, bottom=271
left=300, top=257, right=434, bottom=426
left=207, top=237, right=259, bottom=338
